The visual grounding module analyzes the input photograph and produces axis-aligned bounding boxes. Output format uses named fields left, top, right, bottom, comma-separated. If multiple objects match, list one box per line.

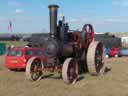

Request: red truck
left=109, top=48, right=120, bottom=57
left=5, top=47, right=46, bottom=71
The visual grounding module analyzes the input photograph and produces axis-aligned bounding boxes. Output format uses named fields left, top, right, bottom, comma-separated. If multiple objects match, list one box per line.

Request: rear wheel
left=26, top=57, right=44, bottom=81
left=62, top=58, right=78, bottom=84
left=87, top=41, right=105, bottom=75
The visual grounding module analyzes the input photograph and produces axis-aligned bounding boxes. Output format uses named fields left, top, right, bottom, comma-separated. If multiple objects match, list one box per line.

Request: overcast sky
left=0, top=0, right=128, bottom=33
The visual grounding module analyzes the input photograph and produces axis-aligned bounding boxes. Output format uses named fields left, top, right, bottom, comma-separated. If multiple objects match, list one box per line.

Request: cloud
left=12, top=15, right=32, bottom=23
left=15, top=9, right=24, bottom=14
left=81, top=18, right=89, bottom=22
left=67, top=18, right=78, bottom=23
left=0, top=17, right=8, bottom=22
left=106, top=18, right=123, bottom=22
left=58, top=13, right=64, bottom=18
left=8, top=1, right=20, bottom=6
left=112, top=1, right=121, bottom=6
left=112, top=0, right=128, bottom=7
left=105, top=17, right=128, bottom=23
left=122, top=1, right=128, bottom=7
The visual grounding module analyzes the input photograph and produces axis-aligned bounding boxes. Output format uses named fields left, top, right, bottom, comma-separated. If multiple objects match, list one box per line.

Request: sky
left=0, top=0, right=128, bottom=33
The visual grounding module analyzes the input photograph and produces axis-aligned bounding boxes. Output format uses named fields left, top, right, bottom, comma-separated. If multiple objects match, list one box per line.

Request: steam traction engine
left=25, top=4, right=105, bottom=84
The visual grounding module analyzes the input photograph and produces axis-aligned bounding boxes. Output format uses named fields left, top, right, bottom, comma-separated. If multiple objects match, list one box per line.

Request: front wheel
left=25, top=57, right=44, bottom=81
left=62, top=58, right=78, bottom=84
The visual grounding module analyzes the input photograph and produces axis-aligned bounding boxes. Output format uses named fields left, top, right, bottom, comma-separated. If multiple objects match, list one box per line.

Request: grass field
left=0, top=41, right=128, bottom=96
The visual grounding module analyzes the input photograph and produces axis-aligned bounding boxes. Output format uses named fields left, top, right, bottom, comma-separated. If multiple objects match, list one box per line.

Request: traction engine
left=25, top=4, right=105, bottom=84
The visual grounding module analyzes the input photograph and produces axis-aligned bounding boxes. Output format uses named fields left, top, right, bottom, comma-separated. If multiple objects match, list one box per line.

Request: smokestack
left=48, top=4, right=59, bottom=37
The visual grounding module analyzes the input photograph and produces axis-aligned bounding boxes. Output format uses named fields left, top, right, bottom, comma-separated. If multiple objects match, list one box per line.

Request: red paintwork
left=109, top=48, right=120, bottom=57
left=83, top=24, right=94, bottom=48
left=5, top=47, right=47, bottom=70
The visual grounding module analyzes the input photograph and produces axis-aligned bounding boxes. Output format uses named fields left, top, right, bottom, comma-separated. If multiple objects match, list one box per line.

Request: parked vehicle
left=109, top=48, right=120, bottom=57
left=0, top=43, right=6, bottom=55
left=5, top=47, right=46, bottom=70
left=119, top=48, right=128, bottom=56
left=105, top=48, right=110, bottom=58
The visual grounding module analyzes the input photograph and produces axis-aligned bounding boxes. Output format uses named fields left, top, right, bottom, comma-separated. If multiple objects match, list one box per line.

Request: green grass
left=0, top=41, right=128, bottom=96
left=0, top=41, right=27, bottom=70
left=0, top=57, right=128, bottom=96
left=0, top=41, right=28, bottom=48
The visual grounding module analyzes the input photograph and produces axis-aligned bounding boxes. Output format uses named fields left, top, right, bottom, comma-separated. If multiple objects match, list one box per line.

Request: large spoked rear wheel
left=62, top=58, right=78, bottom=84
left=87, top=41, right=105, bottom=75
left=26, top=57, right=44, bottom=81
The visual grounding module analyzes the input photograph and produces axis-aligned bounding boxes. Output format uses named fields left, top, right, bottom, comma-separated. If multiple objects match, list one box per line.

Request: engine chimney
left=48, top=4, right=59, bottom=37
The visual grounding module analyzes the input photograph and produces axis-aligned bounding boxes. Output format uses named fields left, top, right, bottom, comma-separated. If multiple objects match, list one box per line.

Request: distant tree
left=11, top=35, right=20, bottom=41
left=112, top=35, right=115, bottom=38
left=105, top=32, right=110, bottom=36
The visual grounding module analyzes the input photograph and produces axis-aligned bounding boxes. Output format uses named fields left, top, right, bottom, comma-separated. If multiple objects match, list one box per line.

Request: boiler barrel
left=61, top=44, right=74, bottom=57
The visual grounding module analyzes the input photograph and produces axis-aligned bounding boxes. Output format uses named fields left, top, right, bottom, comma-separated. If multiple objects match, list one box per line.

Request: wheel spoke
left=62, top=58, right=78, bottom=84
left=82, top=24, right=94, bottom=48
left=26, top=57, right=44, bottom=81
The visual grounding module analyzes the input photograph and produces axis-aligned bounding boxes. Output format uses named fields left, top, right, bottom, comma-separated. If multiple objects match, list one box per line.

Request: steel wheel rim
left=30, top=59, right=42, bottom=80
left=95, top=43, right=104, bottom=73
left=67, top=60, right=77, bottom=82
left=62, top=58, right=78, bottom=84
